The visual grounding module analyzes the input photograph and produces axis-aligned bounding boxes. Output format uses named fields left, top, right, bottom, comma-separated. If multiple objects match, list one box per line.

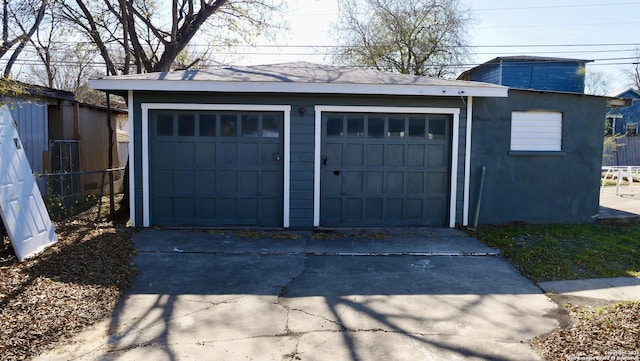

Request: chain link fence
left=35, top=167, right=126, bottom=220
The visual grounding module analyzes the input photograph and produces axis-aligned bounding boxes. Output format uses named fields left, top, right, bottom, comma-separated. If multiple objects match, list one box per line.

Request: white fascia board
left=90, top=79, right=509, bottom=98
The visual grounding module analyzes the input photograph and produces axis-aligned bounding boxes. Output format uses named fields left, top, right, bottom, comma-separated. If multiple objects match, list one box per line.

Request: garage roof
left=90, top=61, right=508, bottom=98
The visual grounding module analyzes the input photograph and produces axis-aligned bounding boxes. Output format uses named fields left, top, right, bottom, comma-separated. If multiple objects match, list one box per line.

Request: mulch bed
left=0, top=216, right=137, bottom=361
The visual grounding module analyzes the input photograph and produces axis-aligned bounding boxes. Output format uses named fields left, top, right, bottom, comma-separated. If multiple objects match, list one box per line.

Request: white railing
left=601, top=166, right=640, bottom=196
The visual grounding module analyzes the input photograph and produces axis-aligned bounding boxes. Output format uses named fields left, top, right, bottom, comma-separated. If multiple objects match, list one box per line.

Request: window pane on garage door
left=150, top=110, right=283, bottom=227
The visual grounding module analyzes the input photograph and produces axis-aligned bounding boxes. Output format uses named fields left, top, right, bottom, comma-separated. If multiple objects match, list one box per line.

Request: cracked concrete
left=34, top=228, right=557, bottom=361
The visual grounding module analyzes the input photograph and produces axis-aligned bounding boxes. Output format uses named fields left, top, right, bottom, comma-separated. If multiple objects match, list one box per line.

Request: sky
left=231, top=0, right=640, bottom=92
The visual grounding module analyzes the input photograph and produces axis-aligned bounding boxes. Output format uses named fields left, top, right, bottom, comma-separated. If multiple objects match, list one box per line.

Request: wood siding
left=470, top=61, right=585, bottom=93
left=603, top=136, right=640, bottom=166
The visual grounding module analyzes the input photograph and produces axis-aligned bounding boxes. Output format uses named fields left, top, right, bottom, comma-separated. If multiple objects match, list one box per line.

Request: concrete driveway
left=36, top=228, right=559, bottom=361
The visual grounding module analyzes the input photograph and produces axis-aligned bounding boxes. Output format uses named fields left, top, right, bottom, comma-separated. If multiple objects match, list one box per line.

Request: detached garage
left=90, top=62, right=610, bottom=228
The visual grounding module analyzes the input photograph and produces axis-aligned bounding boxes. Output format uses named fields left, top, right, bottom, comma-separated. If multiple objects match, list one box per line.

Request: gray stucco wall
left=130, top=91, right=468, bottom=227
left=470, top=90, right=606, bottom=224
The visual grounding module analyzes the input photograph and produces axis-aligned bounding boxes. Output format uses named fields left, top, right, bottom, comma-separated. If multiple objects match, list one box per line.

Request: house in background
left=603, top=88, right=640, bottom=166
left=457, top=56, right=592, bottom=93
left=1, top=81, right=129, bottom=197
left=90, top=61, right=618, bottom=227
left=605, top=88, right=640, bottom=135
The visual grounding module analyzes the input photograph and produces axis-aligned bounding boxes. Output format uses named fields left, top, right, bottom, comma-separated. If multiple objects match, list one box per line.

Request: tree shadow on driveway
left=97, top=229, right=558, bottom=361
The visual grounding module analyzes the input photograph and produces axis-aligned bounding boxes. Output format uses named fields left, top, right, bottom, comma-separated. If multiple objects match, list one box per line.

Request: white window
left=626, top=122, right=638, bottom=136
left=510, top=111, right=562, bottom=152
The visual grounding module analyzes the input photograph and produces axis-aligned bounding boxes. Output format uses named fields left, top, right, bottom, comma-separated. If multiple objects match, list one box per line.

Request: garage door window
left=429, top=117, right=446, bottom=140
left=327, top=115, right=343, bottom=137
left=326, top=114, right=447, bottom=139
left=221, top=114, right=237, bottom=137
left=242, top=114, right=259, bottom=137
left=347, top=116, right=364, bottom=137
left=368, top=116, right=384, bottom=138
left=388, top=116, right=405, bottom=138
left=408, top=117, right=426, bottom=138
left=155, top=112, right=283, bottom=138
left=199, top=114, right=216, bottom=136
left=262, top=115, right=279, bottom=137
left=157, top=113, right=173, bottom=136
left=178, top=113, right=195, bottom=136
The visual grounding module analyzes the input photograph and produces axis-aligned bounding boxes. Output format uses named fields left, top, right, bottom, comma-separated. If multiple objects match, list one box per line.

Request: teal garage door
left=150, top=110, right=284, bottom=227
left=320, top=113, right=451, bottom=227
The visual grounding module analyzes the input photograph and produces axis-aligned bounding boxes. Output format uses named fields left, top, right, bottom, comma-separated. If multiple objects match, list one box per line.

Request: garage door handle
left=322, top=155, right=327, bottom=165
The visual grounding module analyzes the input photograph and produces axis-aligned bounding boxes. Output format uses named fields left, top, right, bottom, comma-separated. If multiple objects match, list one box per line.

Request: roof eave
left=608, top=98, right=633, bottom=108
left=89, top=79, right=508, bottom=98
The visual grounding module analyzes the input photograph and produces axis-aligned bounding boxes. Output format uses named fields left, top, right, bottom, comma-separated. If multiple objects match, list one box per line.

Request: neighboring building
left=1, top=81, right=128, bottom=195
left=605, top=88, right=640, bottom=135
left=457, top=56, right=592, bottom=93
left=90, top=62, right=617, bottom=227
left=603, top=88, right=640, bottom=166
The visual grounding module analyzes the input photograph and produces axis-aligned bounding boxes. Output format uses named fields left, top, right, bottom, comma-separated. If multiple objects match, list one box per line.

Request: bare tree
left=60, top=0, right=283, bottom=75
left=331, top=0, right=471, bottom=77
left=621, top=48, right=640, bottom=90
left=0, top=0, right=47, bottom=77
left=625, top=63, right=640, bottom=90
left=56, top=0, right=282, bottom=218
left=584, top=70, right=611, bottom=96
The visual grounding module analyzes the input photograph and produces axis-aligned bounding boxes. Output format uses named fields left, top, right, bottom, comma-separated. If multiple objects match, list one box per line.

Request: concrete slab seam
left=136, top=250, right=502, bottom=257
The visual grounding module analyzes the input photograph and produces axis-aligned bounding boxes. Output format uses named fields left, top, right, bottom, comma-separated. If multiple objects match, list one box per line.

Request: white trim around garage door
left=128, top=90, right=136, bottom=226
left=314, top=105, right=461, bottom=228
left=140, top=103, right=292, bottom=228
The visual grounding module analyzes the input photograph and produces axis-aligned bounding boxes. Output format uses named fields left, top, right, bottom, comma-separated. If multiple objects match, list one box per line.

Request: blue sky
left=234, top=0, right=640, bottom=90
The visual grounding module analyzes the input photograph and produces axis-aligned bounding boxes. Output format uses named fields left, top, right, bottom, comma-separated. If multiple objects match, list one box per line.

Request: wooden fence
left=603, top=136, right=640, bottom=166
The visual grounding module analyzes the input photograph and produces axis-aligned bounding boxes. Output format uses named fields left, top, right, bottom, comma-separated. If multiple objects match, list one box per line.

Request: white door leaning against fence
left=0, top=106, right=57, bottom=261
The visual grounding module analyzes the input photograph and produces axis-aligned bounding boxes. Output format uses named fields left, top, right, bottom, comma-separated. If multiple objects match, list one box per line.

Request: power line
left=475, top=1, right=640, bottom=11
left=3, top=57, right=638, bottom=69
left=20, top=40, right=640, bottom=49
left=479, top=21, right=640, bottom=30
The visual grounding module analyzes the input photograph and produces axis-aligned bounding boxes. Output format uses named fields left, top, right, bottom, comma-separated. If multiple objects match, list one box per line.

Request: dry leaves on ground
left=0, top=217, right=137, bottom=361
left=532, top=301, right=640, bottom=360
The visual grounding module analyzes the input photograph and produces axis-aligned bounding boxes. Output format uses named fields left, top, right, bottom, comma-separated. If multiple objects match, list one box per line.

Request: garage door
left=320, top=113, right=451, bottom=227
left=150, top=110, right=284, bottom=226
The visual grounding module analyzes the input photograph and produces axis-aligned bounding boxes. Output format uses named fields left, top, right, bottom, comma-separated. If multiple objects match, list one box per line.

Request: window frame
left=509, top=110, right=564, bottom=156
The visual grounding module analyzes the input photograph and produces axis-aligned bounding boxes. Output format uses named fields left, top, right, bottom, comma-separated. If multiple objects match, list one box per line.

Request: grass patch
left=474, top=222, right=640, bottom=282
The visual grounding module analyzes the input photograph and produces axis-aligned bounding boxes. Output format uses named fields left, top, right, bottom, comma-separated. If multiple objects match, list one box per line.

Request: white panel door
left=0, top=107, right=57, bottom=261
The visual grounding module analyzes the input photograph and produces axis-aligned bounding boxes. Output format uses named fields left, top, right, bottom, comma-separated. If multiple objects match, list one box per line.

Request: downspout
left=463, top=96, right=473, bottom=226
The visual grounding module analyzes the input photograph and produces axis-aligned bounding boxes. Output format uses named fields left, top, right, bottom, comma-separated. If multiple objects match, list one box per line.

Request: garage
left=319, top=111, right=452, bottom=227
left=91, top=62, right=510, bottom=228
left=149, top=109, right=285, bottom=227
